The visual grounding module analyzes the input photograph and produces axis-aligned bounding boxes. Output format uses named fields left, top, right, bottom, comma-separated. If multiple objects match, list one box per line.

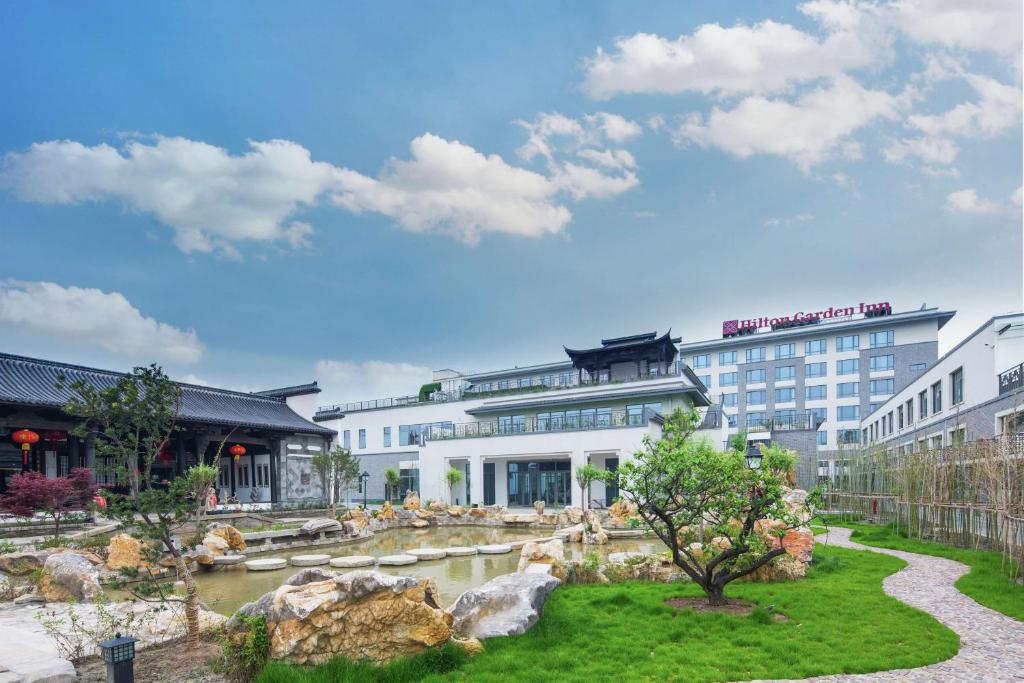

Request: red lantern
left=229, top=444, right=246, bottom=462
left=12, top=429, right=39, bottom=470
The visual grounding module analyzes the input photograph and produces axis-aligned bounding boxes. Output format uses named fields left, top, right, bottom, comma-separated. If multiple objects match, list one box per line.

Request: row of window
left=217, top=463, right=271, bottom=489
left=866, top=367, right=964, bottom=442
left=693, top=330, right=897, bottom=368
left=699, top=358, right=906, bottom=390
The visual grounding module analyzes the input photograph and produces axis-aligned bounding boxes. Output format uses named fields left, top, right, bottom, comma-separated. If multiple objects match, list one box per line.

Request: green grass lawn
left=256, top=544, right=958, bottom=683
left=824, top=521, right=1024, bottom=622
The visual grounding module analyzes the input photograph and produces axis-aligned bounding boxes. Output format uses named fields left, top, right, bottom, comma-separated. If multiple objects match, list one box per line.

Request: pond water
left=192, top=526, right=666, bottom=615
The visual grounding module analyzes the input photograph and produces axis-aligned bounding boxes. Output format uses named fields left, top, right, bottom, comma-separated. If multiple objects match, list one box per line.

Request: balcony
left=746, top=411, right=824, bottom=433
left=422, top=408, right=657, bottom=442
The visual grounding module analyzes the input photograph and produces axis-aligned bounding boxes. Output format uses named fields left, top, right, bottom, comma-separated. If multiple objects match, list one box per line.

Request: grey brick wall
left=342, top=450, right=419, bottom=502
left=878, top=387, right=1024, bottom=448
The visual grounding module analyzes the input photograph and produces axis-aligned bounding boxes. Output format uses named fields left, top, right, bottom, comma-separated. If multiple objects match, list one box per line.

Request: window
left=837, top=405, right=860, bottom=421
left=836, top=334, right=859, bottom=351
left=887, top=412, right=893, bottom=433
left=870, top=402, right=884, bottom=414
left=910, top=363, right=927, bottom=372
left=951, top=367, right=964, bottom=404
left=817, top=431, right=828, bottom=445
left=870, top=378, right=894, bottom=395
left=775, top=365, right=795, bottom=381
left=719, top=350, right=737, bottom=365
left=905, top=399, right=914, bottom=424
left=837, top=382, right=859, bottom=398
left=775, top=387, right=796, bottom=403
left=722, top=393, right=737, bottom=407
left=746, top=368, right=766, bottom=384
left=774, top=409, right=796, bottom=424
left=697, top=374, right=711, bottom=390
left=837, top=429, right=861, bottom=444
left=869, top=330, right=894, bottom=348
left=805, top=339, right=827, bottom=356
left=541, top=374, right=553, bottom=386
left=520, top=377, right=532, bottom=388
left=343, top=430, right=351, bottom=449
left=897, top=405, right=904, bottom=429
left=806, top=362, right=827, bottom=378
left=775, top=343, right=795, bottom=359
left=358, top=429, right=366, bottom=449
left=626, top=404, right=645, bottom=425
left=931, top=381, right=942, bottom=412
left=806, top=384, right=827, bottom=400
left=837, top=358, right=860, bottom=375
left=809, top=407, right=827, bottom=423
left=559, top=371, right=573, bottom=386
left=692, top=354, right=710, bottom=369
left=719, top=371, right=738, bottom=386
left=647, top=364, right=660, bottom=377
left=870, top=354, right=894, bottom=371
left=383, top=426, right=392, bottom=448
left=746, top=390, right=767, bottom=405
left=746, top=411, right=767, bottom=427
left=746, top=347, right=766, bottom=363
left=727, top=414, right=737, bottom=427
left=951, top=427, right=966, bottom=446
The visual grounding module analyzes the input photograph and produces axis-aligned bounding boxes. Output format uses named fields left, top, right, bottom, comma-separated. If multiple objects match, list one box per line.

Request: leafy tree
left=444, top=467, right=463, bottom=504
left=384, top=467, right=401, bottom=502
left=310, top=446, right=360, bottom=515
left=604, top=408, right=813, bottom=606
left=727, top=429, right=748, bottom=453
left=62, top=364, right=208, bottom=645
left=186, top=463, right=220, bottom=523
left=574, top=463, right=601, bottom=511
left=0, top=468, right=97, bottom=540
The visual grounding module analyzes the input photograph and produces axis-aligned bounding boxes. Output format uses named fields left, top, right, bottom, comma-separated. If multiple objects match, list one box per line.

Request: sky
left=0, top=1, right=1021, bottom=407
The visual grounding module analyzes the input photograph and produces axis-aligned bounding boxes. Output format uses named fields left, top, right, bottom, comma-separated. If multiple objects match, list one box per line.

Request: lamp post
left=360, top=470, right=370, bottom=509
left=745, top=445, right=763, bottom=469
left=12, top=429, right=39, bottom=473
left=98, top=633, right=139, bottom=683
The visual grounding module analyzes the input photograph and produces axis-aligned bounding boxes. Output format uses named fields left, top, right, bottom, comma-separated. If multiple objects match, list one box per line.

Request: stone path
left=762, top=527, right=1024, bottom=682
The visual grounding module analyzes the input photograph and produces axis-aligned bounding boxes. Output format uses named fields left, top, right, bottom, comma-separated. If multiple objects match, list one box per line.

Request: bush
left=222, top=615, right=270, bottom=683
left=810, top=555, right=843, bottom=574
left=0, top=540, right=16, bottom=554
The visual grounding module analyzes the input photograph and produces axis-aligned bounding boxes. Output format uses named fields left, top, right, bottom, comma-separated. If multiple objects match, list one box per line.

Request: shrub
left=222, top=615, right=270, bottom=683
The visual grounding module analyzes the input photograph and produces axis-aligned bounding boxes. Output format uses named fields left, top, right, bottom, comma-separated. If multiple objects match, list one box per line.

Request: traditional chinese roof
left=564, top=330, right=680, bottom=370
left=254, top=382, right=322, bottom=399
left=0, top=352, right=335, bottom=437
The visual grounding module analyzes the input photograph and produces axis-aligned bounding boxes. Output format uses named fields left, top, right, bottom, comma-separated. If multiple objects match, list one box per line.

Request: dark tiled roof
left=0, top=353, right=335, bottom=437
left=254, top=382, right=321, bottom=399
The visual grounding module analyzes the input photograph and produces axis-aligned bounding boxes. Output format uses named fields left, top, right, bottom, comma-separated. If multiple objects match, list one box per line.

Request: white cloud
left=582, top=4, right=887, bottom=98
left=890, top=0, right=1022, bottom=57
left=908, top=74, right=1022, bottom=140
left=576, top=148, right=637, bottom=170
left=675, top=77, right=901, bottom=170
left=314, top=359, right=434, bottom=405
left=945, top=188, right=1002, bottom=214
left=0, top=280, right=204, bottom=364
left=1013, top=186, right=1022, bottom=207
left=764, top=212, right=815, bottom=227
left=584, top=113, right=643, bottom=143
left=177, top=373, right=211, bottom=386
left=883, top=136, right=959, bottom=165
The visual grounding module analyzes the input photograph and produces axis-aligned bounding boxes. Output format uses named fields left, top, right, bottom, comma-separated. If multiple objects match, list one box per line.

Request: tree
left=574, top=463, right=600, bottom=511
left=0, top=468, right=97, bottom=540
left=185, top=463, right=219, bottom=523
left=604, top=408, right=813, bottom=606
left=62, top=364, right=207, bottom=645
left=384, top=467, right=401, bottom=502
left=444, top=467, right=463, bottom=504
left=310, top=446, right=360, bottom=515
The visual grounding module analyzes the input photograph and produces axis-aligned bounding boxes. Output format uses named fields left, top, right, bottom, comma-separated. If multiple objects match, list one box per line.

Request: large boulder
left=202, top=534, right=231, bottom=557
left=516, top=538, right=566, bottom=580
left=555, top=523, right=584, bottom=543
left=779, top=527, right=815, bottom=564
left=468, top=508, right=488, bottom=518
left=207, top=523, right=246, bottom=551
left=501, top=513, right=540, bottom=525
left=583, top=511, right=608, bottom=545
left=607, top=499, right=638, bottom=527
left=447, top=505, right=466, bottom=517
left=301, top=518, right=343, bottom=535
left=402, top=490, right=421, bottom=510
left=184, top=544, right=216, bottom=566
left=39, top=552, right=103, bottom=602
left=533, top=500, right=545, bottom=516
left=0, top=549, right=56, bottom=576
left=230, top=570, right=452, bottom=665
left=563, top=506, right=583, bottom=524
left=449, top=571, right=561, bottom=639
left=378, top=501, right=396, bottom=521
left=427, top=500, right=448, bottom=513
left=106, top=533, right=148, bottom=571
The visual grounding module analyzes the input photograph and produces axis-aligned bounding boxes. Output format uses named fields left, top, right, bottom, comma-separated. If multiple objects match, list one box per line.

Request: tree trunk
left=704, top=584, right=727, bottom=606
left=171, top=546, right=200, bottom=645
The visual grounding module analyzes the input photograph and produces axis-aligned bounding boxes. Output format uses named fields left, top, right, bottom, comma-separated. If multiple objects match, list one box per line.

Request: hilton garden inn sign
left=722, top=301, right=892, bottom=338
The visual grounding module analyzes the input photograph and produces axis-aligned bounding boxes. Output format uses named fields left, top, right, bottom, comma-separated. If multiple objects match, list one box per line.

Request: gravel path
left=761, top=526, right=1024, bottom=682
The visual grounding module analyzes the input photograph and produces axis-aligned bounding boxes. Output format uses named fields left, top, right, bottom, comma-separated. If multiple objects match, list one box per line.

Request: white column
left=468, top=454, right=482, bottom=507
left=570, top=450, right=588, bottom=508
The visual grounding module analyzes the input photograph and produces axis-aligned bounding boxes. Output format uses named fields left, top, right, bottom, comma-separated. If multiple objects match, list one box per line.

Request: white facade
left=862, top=313, right=1024, bottom=450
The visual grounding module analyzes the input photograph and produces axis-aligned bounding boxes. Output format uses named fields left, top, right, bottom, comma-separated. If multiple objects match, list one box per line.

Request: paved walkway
left=764, top=527, right=1024, bottom=682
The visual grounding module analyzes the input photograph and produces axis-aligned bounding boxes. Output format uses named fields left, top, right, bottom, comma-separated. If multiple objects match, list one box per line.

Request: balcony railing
left=423, top=408, right=657, bottom=442
left=747, top=411, right=823, bottom=433
left=999, top=363, right=1023, bottom=395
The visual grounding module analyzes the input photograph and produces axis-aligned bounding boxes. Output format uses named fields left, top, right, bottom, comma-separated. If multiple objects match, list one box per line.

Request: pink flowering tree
left=0, top=468, right=97, bottom=540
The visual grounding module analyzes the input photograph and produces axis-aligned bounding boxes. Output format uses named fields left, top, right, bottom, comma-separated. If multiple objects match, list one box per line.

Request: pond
left=193, top=525, right=667, bottom=615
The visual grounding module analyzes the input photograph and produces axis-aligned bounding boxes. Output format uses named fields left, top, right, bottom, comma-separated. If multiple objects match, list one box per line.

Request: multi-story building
left=862, top=313, right=1024, bottom=452
left=674, top=303, right=954, bottom=452
left=313, top=332, right=723, bottom=507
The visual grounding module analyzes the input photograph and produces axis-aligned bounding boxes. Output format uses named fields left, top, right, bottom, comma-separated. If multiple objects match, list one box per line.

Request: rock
left=447, top=505, right=466, bottom=517
left=745, top=553, right=808, bottom=582
left=330, top=555, right=375, bottom=568
left=533, top=500, right=545, bottom=516
left=402, top=490, right=421, bottom=510
left=468, top=508, right=487, bottom=518
left=687, top=542, right=705, bottom=560
left=411, top=520, right=430, bottom=528
left=207, top=523, right=246, bottom=551
left=563, top=506, right=583, bottom=524
left=342, top=521, right=361, bottom=536
left=378, top=554, right=418, bottom=566
left=607, top=551, right=645, bottom=565
left=516, top=538, right=566, bottom=581
left=406, top=548, right=446, bottom=560
left=555, top=523, right=584, bottom=543
left=246, top=558, right=287, bottom=571
left=451, top=636, right=484, bottom=657
left=378, top=501, right=396, bottom=521
left=583, top=511, right=608, bottom=545
left=608, top=499, right=638, bottom=527
left=0, top=549, right=61, bottom=576
left=427, top=500, right=448, bottom=513
left=212, top=555, right=245, bottom=566
left=415, top=509, right=434, bottom=520
left=287, top=568, right=339, bottom=585
left=290, top=554, right=331, bottom=566
left=501, top=513, right=540, bottom=524
left=477, top=544, right=512, bottom=555
left=39, top=552, right=103, bottom=602
left=202, top=534, right=231, bottom=556
left=106, top=533, right=148, bottom=571
left=185, top=544, right=216, bottom=566
left=711, top=536, right=732, bottom=552
left=301, top=518, right=343, bottom=535
left=230, top=570, right=452, bottom=665
left=444, top=547, right=477, bottom=557
left=0, top=575, right=13, bottom=601
left=780, top=527, right=815, bottom=564
left=449, top=571, right=561, bottom=639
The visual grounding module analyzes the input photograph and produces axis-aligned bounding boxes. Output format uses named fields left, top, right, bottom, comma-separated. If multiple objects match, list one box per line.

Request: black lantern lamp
left=98, top=633, right=139, bottom=683
left=745, top=445, right=763, bottom=469
left=361, top=471, right=370, bottom=509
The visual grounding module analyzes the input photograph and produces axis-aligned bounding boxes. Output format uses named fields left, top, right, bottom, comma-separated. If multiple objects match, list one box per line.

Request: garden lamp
left=361, top=470, right=370, bottom=508
left=745, top=445, right=763, bottom=469
left=98, top=633, right=139, bottom=683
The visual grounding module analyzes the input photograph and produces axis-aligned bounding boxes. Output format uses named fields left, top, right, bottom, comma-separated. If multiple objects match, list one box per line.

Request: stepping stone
left=330, top=555, right=375, bottom=568
left=476, top=544, right=512, bottom=554
left=212, top=554, right=245, bottom=565
left=290, top=554, right=331, bottom=566
left=378, top=554, right=418, bottom=566
left=245, top=558, right=287, bottom=571
left=407, top=548, right=446, bottom=560
left=444, top=546, right=478, bottom=557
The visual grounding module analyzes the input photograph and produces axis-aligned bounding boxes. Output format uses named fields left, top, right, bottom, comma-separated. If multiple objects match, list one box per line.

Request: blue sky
left=0, top=1, right=1020, bottom=404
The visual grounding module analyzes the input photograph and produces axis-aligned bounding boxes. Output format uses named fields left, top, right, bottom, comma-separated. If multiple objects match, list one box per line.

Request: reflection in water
left=190, top=526, right=666, bottom=615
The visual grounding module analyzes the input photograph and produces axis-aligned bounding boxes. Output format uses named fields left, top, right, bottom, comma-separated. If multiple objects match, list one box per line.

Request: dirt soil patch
left=665, top=596, right=788, bottom=621
left=76, top=638, right=226, bottom=683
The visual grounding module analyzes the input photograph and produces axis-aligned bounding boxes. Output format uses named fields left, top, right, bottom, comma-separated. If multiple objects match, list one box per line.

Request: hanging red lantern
left=12, top=429, right=39, bottom=470
left=229, top=444, right=246, bottom=462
